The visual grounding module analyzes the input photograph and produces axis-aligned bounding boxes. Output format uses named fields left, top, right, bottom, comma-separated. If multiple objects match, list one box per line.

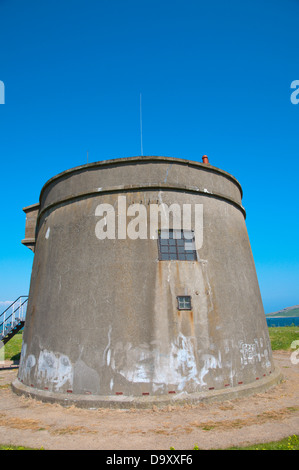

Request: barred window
left=177, top=296, right=192, bottom=310
left=158, top=229, right=197, bottom=261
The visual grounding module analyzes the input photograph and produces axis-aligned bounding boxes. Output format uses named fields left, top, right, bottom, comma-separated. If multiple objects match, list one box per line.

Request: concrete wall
left=15, top=156, right=276, bottom=405
left=21, top=203, right=40, bottom=252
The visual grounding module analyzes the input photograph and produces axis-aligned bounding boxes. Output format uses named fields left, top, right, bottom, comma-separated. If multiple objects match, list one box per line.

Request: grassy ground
left=268, top=326, right=299, bottom=351
left=172, top=434, right=299, bottom=450
left=227, top=434, right=299, bottom=450
left=2, top=328, right=299, bottom=450
left=0, top=444, right=43, bottom=450
left=3, top=331, right=23, bottom=361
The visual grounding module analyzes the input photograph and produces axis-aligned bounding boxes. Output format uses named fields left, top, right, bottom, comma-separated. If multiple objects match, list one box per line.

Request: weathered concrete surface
left=21, top=203, right=40, bottom=252
left=12, top=366, right=282, bottom=409
left=15, top=156, right=276, bottom=406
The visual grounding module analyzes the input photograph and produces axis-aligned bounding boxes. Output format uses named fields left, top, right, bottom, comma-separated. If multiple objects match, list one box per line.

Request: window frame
left=157, top=229, right=197, bottom=261
left=177, top=295, right=192, bottom=311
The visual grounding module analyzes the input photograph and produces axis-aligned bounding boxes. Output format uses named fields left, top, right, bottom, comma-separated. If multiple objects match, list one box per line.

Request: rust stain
left=158, top=260, right=163, bottom=289
left=158, top=260, right=162, bottom=277
left=175, top=262, right=180, bottom=281
left=176, top=309, right=195, bottom=337
left=189, top=310, right=195, bottom=337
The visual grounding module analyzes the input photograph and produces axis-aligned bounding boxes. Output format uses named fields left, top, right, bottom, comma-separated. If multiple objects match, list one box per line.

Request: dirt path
left=0, top=351, right=298, bottom=450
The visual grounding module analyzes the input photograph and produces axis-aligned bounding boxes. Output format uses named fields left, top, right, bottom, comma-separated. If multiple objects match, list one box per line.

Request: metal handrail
left=0, top=296, right=28, bottom=317
left=0, top=296, right=28, bottom=338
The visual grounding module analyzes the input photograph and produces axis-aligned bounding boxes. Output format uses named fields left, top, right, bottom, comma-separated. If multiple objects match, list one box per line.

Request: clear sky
left=0, top=0, right=298, bottom=314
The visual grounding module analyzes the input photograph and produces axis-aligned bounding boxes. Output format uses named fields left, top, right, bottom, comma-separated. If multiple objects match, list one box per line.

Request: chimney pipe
left=202, top=155, right=209, bottom=164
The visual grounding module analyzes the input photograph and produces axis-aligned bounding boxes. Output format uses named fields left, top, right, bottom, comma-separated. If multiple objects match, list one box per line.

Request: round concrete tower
left=13, top=156, right=281, bottom=407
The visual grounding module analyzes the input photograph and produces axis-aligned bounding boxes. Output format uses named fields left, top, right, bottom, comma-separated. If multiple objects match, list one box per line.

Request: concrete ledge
left=37, top=182, right=247, bottom=225
left=11, top=367, right=283, bottom=410
left=39, top=156, right=243, bottom=201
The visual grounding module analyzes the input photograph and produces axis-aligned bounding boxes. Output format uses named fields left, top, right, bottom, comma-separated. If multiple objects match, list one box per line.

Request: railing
left=0, top=296, right=28, bottom=341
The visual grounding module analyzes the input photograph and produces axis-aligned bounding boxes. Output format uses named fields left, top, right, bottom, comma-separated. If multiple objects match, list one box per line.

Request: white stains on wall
left=104, top=332, right=222, bottom=392
left=152, top=334, right=199, bottom=388
left=18, top=344, right=73, bottom=392
left=198, top=352, right=222, bottom=386
left=103, top=325, right=112, bottom=367
left=36, top=350, right=73, bottom=391
left=238, top=338, right=272, bottom=369
left=18, top=343, right=36, bottom=383
left=263, top=348, right=272, bottom=369
left=45, top=227, right=50, bottom=239
left=239, top=340, right=259, bottom=365
left=73, top=358, right=99, bottom=394
left=109, top=341, right=153, bottom=384
left=109, top=378, right=114, bottom=391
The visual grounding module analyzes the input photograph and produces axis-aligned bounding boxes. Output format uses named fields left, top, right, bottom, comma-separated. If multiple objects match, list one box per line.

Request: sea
left=266, top=316, right=299, bottom=327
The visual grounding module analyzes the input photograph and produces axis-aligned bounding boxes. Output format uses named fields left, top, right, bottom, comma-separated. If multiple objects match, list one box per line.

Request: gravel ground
left=0, top=350, right=298, bottom=450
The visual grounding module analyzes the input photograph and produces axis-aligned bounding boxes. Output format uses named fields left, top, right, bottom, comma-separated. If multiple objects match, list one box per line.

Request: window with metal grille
left=177, top=296, right=192, bottom=310
left=158, top=229, right=197, bottom=261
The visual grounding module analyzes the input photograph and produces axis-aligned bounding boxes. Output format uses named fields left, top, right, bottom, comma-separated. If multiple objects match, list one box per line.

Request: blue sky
left=0, top=0, right=298, bottom=313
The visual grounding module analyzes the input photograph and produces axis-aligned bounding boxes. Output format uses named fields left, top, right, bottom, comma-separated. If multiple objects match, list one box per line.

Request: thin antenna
left=140, top=93, right=143, bottom=156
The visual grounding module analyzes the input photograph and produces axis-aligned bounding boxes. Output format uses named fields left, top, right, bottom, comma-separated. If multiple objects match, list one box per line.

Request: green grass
left=169, top=435, right=299, bottom=450
left=0, top=444, right=43, bottom=450
left=227, top=434, right=299, bottom=450
left=3, top=331, right=23, bottom=361
left=268, top=326, right=299, bottom=351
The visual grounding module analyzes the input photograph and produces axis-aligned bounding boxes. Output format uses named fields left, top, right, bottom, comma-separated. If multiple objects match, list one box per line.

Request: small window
left=158, top=229, right=197, bottom=261
left=177, top=296, right=192, bottom=310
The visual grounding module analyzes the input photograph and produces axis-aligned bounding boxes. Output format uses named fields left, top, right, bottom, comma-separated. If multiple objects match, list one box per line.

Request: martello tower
left=13, top=156, right=281, bottom=407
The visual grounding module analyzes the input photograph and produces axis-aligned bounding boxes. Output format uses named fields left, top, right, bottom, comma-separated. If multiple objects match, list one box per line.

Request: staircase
left=0, top=296, right=28, bottom=348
